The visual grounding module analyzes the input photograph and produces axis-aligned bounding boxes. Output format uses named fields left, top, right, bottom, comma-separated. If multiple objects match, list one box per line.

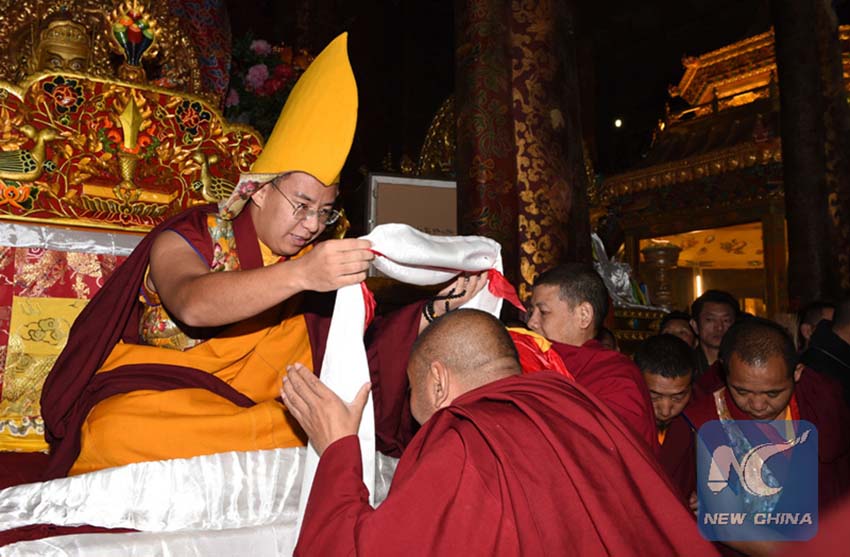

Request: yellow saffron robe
left=71, top=228, right=312, bottom=475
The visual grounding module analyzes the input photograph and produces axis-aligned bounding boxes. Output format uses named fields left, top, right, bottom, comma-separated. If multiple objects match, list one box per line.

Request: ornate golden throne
left=0, top=0, right=264, bottom=451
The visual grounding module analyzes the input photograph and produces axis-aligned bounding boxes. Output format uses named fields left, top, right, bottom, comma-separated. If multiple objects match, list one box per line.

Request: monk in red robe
left=635, top=334, right=699, bottom=502
left=525, top=263, right=657, bottom=451
left=688, top=317, right=850, bottom=556
left=283, top=309, right=718, bottom=556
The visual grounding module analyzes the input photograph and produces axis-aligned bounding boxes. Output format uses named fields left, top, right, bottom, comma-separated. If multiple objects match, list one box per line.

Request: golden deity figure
left=0, top=0, right=204, bottom=98
left=28, top=16, right=94, bottom=75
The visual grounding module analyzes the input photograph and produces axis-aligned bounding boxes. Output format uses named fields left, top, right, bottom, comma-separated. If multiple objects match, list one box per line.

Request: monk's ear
left=430, top=360, right=451, bottom=408
left=690, top=318, right=699, bottom=334
left=799, top=323, right=813, bottom=342
left=251, top=183, right=271, bottom=208
left=792, top=363, right=804, bottom=383
left=577, top=301, right=594, bottom=330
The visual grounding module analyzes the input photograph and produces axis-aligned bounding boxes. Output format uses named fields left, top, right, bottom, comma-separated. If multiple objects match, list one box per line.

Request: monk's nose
left=527, top=311, right=540, bottom=331
left=750, top=396, right=769, bottom=413
left=300, top=212, right=321, bottom=234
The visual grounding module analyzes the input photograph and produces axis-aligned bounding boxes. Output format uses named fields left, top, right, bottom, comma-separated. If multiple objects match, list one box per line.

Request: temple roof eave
left=600, top=138, right=782, bottom=203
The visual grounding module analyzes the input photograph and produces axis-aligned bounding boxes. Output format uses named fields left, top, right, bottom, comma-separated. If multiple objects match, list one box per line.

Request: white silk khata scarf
left=0, top=224, right=519, bottom=557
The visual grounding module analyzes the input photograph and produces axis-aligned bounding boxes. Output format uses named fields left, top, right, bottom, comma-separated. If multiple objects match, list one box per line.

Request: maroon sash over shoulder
left=296, top=372, right=717, bottom=556
left=41, top=205, right=421, bottom=479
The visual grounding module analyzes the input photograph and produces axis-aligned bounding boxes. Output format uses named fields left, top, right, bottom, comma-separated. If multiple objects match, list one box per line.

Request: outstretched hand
left=420, top=271, right=490, bottom=332
left=280, top=363, right=371, bottom=456
left=293, top=238, right=374, bottom=292
left=439, top=271, right=489, bottom=312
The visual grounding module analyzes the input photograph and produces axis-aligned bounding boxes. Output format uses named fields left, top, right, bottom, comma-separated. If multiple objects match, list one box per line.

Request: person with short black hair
left=526, top=263, right=656, bottom=451
left=689, top=317, right=850, bottom=513
left=798, top=300, right=836, bottom=351
left=690, top=290, right=739, bottom=375
left=659, top=310, right=697, bottom=348
left=802, top=297, right=850, bottom=405
left=529, top=263, right=609, bottom=346
left=635, top=334, right=697, bottom=501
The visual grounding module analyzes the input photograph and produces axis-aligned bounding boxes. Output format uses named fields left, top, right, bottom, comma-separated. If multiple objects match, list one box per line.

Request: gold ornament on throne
left=0, top=0, right=263, bottom=232
left=29, top=18, right=94, bottom=75
left=0, top=0, right=205, bottom=101
left=107, top=1, right=157, bottom=84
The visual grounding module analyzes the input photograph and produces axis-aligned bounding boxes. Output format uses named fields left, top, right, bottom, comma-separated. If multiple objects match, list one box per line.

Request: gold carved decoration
left=0, top=72, right=262, bottom=231
left=29, top=18, right=94, bottom=76
left=601, top=139, right=782, bottom=202
left=108, top=1, right=158, bottom=83
left=671, top=26, right=850, bottom=107
left=191, top=151, right=235, bottom=202
left=0, top=0, right=205, bottom=102
left=0, top=124, right=58, bottom=182
left=417, top=96, right=455, bottom=176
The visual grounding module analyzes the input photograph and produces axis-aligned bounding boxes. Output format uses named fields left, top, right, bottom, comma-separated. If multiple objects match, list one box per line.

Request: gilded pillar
left=455, top=0, right=520, bottom=285
left=511, top=0, right=587, bottom=299
left=456, top=0, right=589, bottom=299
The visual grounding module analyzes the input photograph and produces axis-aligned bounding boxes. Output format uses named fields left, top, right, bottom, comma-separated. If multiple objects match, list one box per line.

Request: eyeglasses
left=270, top=182, right=341, bottom=226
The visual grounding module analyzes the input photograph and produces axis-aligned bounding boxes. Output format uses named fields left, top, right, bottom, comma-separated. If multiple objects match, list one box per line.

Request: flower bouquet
left=224, top=36, right=313, bottom=139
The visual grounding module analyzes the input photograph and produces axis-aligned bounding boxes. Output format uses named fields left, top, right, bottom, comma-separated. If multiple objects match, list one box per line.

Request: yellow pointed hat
left=221, top=32, right=358, bottom=219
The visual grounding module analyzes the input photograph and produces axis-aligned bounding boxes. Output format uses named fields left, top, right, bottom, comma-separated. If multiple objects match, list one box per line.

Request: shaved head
left=408, top=309, right=520, bottom=423
left=411, top=309, right=520, bottom=386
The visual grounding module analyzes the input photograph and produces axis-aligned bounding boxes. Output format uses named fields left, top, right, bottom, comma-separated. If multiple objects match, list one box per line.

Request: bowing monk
left=635, top=334, right=698, bottom=502
left=525, top=263, right=657, bottom=450
left=689, top=317, right=850, bottom=513
left=284, top=309, right=718, bottom=556
left=40, top=33, right=480, bottom=479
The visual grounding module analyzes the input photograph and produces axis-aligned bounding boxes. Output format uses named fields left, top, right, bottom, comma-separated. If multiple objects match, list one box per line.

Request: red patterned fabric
left=0, top=246, right=128, bottom=408
left=455, top=1, right=520, bottom=287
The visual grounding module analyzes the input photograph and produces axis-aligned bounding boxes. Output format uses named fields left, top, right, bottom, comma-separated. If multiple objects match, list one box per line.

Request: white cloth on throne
left=0, top=224, right=505, bottom=556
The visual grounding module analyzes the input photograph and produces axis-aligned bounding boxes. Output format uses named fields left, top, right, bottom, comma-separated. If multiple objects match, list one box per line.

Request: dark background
left=224, top=0, right=850, bottom=204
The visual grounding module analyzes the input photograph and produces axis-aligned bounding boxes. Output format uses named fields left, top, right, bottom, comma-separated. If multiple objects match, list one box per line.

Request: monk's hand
left=280, top=363, right=372, bottom=456
left=293, top=238, right=374, bottom=292
left=436, top=272, right=489, bottom=315
left=688, top=491, right=698, bottom=514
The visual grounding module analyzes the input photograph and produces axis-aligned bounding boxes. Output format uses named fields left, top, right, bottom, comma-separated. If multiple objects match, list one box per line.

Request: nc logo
left=707, top=430, right=811, bottom=497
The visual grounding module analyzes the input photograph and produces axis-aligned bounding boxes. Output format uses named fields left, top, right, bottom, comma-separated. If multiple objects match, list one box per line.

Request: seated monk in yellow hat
left=39, top=33, right=481, bottom=479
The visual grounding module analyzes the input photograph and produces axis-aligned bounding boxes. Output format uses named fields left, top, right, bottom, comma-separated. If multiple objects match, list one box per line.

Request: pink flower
left=225, top=88, right=240, bottom=107
left=245, top=64, right=269, bottom=91
left=250, top=39, right=272, bottom=55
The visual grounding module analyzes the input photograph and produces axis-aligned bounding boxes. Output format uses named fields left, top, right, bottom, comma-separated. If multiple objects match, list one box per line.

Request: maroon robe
left=776, top=494, right=850, bottom=556
left=658, top=412, right=697, bottom=502
left=688, top=369, right=850, bottom=511
left=694, top=361, right=725, bottom=395
left=551, top=339, right=658, bottom=452
left=296, top=372, right=717, bottom=556
left=40, top=204, right=420, bottom=479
